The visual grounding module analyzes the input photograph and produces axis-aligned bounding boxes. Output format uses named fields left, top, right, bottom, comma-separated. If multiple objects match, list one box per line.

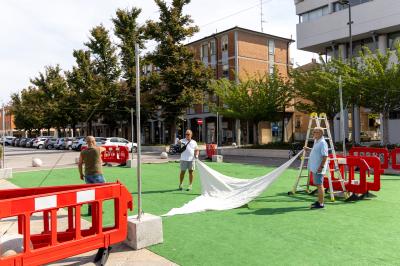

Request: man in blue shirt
left=305, top=127, right=328, bottom=209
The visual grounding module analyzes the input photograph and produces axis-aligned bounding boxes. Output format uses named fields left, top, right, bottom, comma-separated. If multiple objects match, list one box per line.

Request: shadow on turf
left=130, top=189, right=200, bottom=196
left=238, top=206, right=310, bottom=216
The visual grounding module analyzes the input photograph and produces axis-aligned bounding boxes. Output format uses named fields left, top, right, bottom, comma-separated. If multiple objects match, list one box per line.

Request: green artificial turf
left=10, top=162, right=400, bottom=266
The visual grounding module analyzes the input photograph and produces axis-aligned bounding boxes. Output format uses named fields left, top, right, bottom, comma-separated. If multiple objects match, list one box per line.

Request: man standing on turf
left=304, top=127, right=328, bottom=209
left=78, top=136, right=106, bottom=215
left=178, top=129, right=199, bottom=191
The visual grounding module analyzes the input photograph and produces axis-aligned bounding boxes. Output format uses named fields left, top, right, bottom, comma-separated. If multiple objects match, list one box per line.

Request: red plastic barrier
left=206, top=144, right=217, bottom=159
left=102, top=146, right=129, bottom=164
left=349, top=147, right=389, bottom=170
left=0, top=182, right=133, bottom=265
left=391, top=148, right=400, bottom=170
left=82, top=145, right=129, bottom=164
left=310, top=155, right=381, bottom=194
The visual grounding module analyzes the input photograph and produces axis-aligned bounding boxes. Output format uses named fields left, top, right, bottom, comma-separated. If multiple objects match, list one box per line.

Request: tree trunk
left=253, top=121, right=259, bottom=145
left=235, top=119, right=241, bottom=146
left=170, top=120, right=177, bottom=144
left=72, top=124, right=76, bottom=137
left=382, top=112, right=390, bottom=146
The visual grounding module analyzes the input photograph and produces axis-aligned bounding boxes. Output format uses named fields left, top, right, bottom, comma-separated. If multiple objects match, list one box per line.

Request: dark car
left=45, top=137, right=58, bottom=149
left=25, top=138, right=35, bottom=148
left=19, top=138, right=28, bottom=147
left=11, top=138, right=19, bottom=146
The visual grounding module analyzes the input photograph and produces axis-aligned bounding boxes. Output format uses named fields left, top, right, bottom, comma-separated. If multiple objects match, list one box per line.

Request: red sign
left=197, top=119, right=203, bottom=125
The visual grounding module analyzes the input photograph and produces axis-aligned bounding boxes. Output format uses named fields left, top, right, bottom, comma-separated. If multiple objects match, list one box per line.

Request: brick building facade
left=185, top=26, right=297, bottom=145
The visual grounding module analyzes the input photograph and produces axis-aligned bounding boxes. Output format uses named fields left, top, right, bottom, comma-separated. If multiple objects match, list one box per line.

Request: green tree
left=66, top=49, right=98, bottom=135
left=112, top=7, right=151, bottom=138
left=30, top=65, right=69, bottom=135
left=10, top=87, right=45, bottom=135
left=211, top=70, right=293, bottom=144
left=85, top=25, right=122, bottom=135
left=358, top=46, right=400, bottom=145
left=145, top=0, right=213, bottom=142
left=292, top=58, right=355, bottom=140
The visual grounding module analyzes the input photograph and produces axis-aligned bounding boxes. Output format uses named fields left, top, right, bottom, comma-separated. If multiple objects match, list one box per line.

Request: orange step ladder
left=0, top=182, right=133, bottom=265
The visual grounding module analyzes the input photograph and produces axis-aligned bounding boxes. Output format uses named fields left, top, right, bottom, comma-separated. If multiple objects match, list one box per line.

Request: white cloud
left=0, top=0, right=316, bottom=104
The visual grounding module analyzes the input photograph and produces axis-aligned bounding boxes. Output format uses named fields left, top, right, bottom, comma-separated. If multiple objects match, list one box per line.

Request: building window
left=389, top=111, right=400, bottom=120
left=210, top=40, right=216, bottom=68
left=269, top=65, right=274, bottom=75
left=268, top=40, right=275, bottom=55
left=389, top=32, right=400, bottom=50
left=222, top=64, right=229, bottom=78
left=333, top=0, right=371, bottom=12
left=201, top=43, right=209, bottom=66
left=187, top=107, right=195, bottom=115
left=221, top=35, right=228, bottom=52
left=300, top=5, right=329, bottom=23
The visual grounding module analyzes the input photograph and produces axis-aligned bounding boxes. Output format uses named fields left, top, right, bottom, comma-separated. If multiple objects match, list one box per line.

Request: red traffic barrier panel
left=349, top=147, right=389, bottom=170
left=361, top=156, right=382, bottom=192
left=82, top=145, right=130, bottom=164
left=102, top=146, right=129, bottom=164
left=310, top=155, right=381, bottom=195
left=206, top=144, right=217, bottom=159
left=391, top=148, right=400, bottom=170
left=0, top=182, right=133, bottom=265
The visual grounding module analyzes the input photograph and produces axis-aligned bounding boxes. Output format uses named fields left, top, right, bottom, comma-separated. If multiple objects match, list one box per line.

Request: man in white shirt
left=178, top=129, right=199, bottom=191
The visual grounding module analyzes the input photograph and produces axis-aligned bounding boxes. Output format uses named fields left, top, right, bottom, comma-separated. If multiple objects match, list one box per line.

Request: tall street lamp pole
left=340, top=0, right=358, bottom=145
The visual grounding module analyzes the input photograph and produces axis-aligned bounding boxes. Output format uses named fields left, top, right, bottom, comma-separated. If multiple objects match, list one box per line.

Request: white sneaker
left=187, top=185, right=192, bottom=191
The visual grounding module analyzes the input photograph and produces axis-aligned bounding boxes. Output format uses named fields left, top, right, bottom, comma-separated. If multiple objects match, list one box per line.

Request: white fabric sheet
left=164, top=152, right=301, bottom=216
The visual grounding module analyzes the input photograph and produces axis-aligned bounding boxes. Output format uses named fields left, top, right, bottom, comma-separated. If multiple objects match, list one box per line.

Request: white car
left=72, top=137, right=85, bottom=151
left=1, top=136, right=16, bottom=146
left=102, top=137, right=137, bottom=152
left=32, top=136, right=51, bottom=149
left=80, top=137, right=106, bottom=150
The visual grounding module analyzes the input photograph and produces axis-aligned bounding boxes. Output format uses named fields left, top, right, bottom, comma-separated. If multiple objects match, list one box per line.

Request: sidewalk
left=0, top=179, right=177, bottom=266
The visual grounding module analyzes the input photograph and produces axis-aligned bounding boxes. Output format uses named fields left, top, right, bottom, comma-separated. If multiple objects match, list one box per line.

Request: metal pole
left=135, top=43, right=142, bottom=220
left=339, top=76, right=346, bottom=156
left=216, top=112, right=219, bottom=153
left=2, top=105, right=5, bottom=168
left=131, top=108, right=134, bottom=159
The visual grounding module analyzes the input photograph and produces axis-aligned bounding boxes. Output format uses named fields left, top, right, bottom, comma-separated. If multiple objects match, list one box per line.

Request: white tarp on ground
left=164, top=152, right=301, bottom=216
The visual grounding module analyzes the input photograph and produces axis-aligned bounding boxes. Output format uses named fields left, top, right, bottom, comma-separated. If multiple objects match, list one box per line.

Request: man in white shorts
left=178, top=129, right=199, bottom=191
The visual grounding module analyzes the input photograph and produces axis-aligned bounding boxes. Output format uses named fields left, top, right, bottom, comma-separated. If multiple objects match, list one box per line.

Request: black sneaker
left=310, top=201, right=325, bottom=209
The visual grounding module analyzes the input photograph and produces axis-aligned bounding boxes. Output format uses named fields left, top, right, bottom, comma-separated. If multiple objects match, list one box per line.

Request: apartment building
left=186, top=26, right=295, bottom=145
left=0, top=106, right=16, bottom=136
left=294, top=0, right=400, bottom=143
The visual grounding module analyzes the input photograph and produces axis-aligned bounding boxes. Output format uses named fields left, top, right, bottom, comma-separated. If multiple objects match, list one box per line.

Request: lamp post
left=339, top=0, right=358, bottom=145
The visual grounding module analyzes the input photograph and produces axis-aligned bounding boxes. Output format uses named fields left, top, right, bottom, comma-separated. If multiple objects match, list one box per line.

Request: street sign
left=197, top=119, right=203, bottom=125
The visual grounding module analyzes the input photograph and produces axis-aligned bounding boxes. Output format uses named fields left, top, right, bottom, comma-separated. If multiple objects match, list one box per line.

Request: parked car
left=18, top=138, right=28, bottom=147
left=63, top=137, right=74, bottom=150
left=72, top=137, right=85, bottom=151
left=33, top=137, right=51, bottom=149
left=102, top=137, right=137, bottom=152
left=25, top=138, right=35, bottom=148
left=54, top=138, right=66, bottom=150
left=0, top=136, right=16, bottom=146
left=44, top=137, right=58, bottom=149
left=81, top=137, right=106, bottom=150
left=12, top=138, right=19, bottom=146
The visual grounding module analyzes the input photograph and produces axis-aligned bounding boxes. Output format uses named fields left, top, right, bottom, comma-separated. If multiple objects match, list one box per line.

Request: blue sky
left=0, top=0, right=315, bottom=104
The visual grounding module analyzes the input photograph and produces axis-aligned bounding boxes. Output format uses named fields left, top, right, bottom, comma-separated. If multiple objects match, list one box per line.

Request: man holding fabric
left=305, top=127, right=328, bottom=209
left=178, top=129, right=199, bottom=191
